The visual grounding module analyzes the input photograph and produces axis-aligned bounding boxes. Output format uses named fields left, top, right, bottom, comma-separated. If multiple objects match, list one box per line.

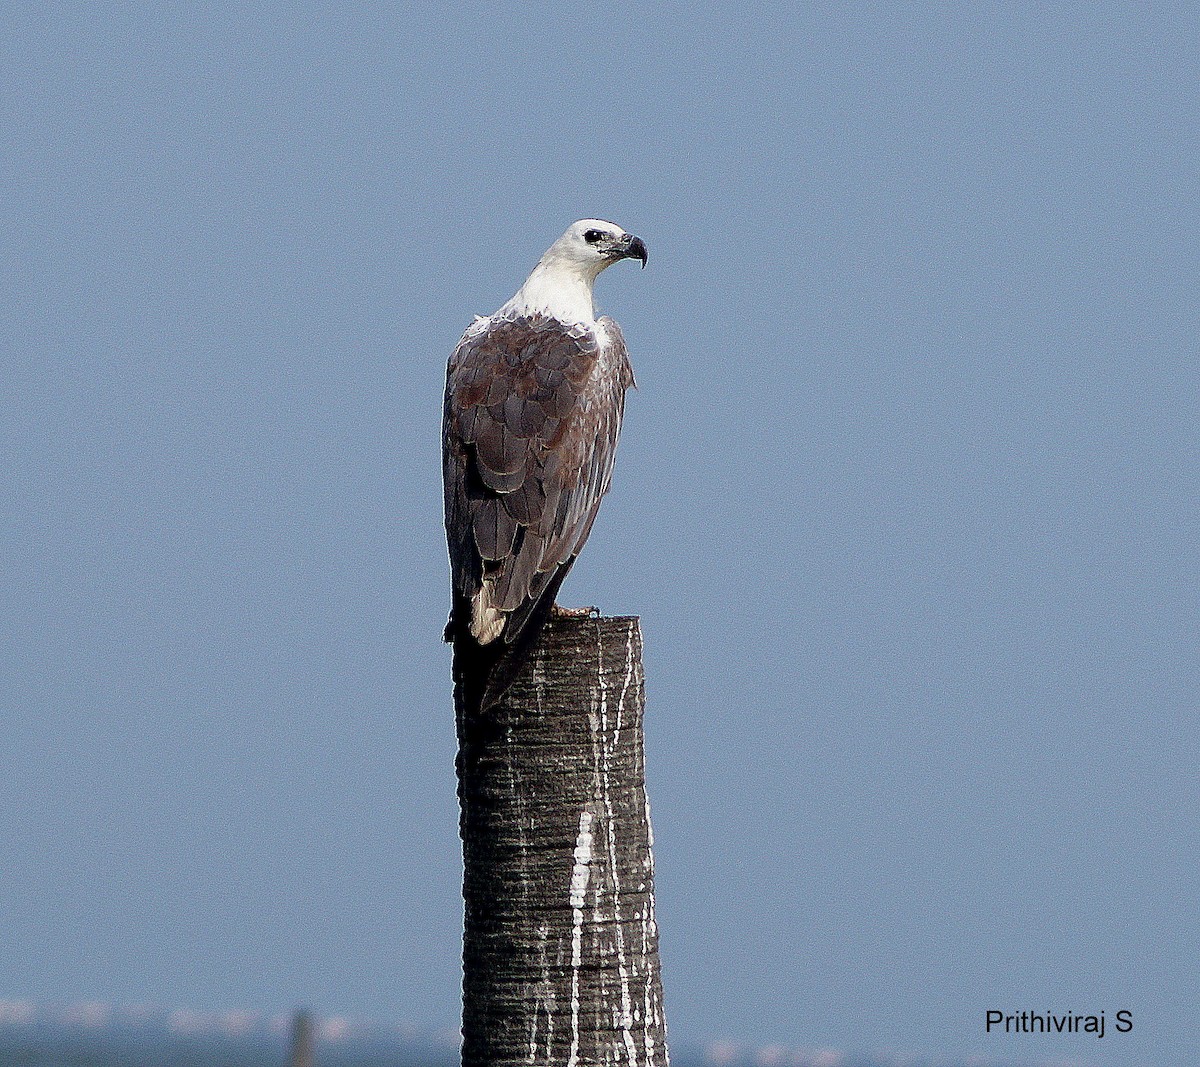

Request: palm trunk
left=455, top=614, right=669, bottom=1067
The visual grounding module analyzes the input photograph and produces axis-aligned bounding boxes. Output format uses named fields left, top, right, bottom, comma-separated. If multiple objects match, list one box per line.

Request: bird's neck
left=501, top=261, right=597, bottom=325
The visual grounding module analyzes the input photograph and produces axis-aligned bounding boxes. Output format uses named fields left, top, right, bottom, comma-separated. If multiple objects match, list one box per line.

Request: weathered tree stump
left=455, top=614, right=669, bottom=1067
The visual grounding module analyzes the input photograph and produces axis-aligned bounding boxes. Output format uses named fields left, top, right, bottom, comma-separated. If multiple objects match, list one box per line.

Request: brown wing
left=442, top=311, right=634, bottom=647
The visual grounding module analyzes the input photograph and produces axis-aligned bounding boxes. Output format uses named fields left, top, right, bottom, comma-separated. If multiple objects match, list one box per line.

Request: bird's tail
left=449, top=632, right=501, bottom=727
left=446, top=564, right=575, bottom=726
left=446, top=594, right=500, bottom=729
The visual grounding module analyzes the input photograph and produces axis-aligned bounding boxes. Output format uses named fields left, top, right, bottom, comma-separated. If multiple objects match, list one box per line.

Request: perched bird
left=442, top=219, right=648, bottom=716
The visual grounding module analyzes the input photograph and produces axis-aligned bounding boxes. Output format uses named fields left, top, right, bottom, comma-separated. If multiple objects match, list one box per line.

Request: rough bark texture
left=456, top=615, right=669, bottom=1067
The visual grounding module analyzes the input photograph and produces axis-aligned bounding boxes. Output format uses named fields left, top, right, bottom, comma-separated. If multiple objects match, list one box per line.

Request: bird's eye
left=583, top=229, right=604, bottom=244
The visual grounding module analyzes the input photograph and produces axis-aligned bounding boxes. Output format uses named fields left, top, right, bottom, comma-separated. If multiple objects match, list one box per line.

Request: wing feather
left=472, top=497, right=518, bottom=561
left=442, top=311, right=633, bottom=649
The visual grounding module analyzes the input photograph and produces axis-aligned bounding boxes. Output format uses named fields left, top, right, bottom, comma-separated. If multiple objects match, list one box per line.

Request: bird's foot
left=551, top=603, right=600, bottom=619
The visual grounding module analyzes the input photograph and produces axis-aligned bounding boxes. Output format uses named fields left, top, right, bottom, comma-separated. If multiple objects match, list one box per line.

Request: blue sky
left=2, top=4, right=1196, bottom=1065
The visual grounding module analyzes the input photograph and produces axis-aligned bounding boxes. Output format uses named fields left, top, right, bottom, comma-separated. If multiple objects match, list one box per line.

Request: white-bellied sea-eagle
left=442, top=219, right=648, bottom=714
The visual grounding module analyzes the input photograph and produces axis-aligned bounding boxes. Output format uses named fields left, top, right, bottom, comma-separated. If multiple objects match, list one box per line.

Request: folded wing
left=443, top=312, right=633, bottom=651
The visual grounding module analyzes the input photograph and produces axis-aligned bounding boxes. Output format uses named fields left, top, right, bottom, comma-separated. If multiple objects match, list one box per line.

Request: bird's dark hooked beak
left=615, top=233, right=648, bottom=268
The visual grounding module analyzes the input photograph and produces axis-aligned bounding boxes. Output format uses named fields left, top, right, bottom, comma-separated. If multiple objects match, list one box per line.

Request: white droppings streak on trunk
left=529, top=921, right=555, bottom=1065
left=595, top=622, right=640, bottom=1067
left=566, top=809, right=594, bottom=1067
left=641, top=835, right=660, bottom=1065
left=527, top=651, right=556, bottom=1066
left=586, top=691, right=606, bottom=1026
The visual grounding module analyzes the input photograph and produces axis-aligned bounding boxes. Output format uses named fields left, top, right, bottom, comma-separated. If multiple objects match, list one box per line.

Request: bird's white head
left=501, top=219, right=648, bottom=325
